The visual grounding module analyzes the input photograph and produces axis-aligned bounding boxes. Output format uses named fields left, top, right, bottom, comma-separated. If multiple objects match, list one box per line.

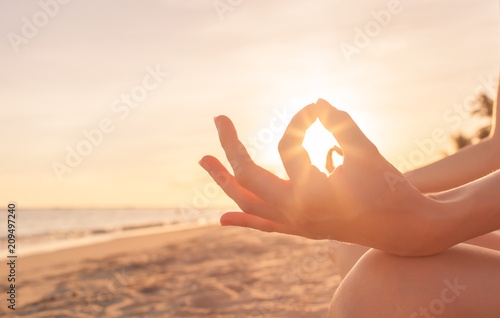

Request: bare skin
left=329, top=245, right=500, bottom=317
left=329, top=69, right=500, bottom=280
left=327, top=86, right=500, bottom=315
left=327, top=69, right=500, bottom=314
left=199, top=5, right=500, bottom=314
left=200, top=99, right=500, bottom=255
left=330, top=232, right=500, bottom=279
left=200, top=98, right=500, bottom=316
left=329, top=92, right=500, bottom=276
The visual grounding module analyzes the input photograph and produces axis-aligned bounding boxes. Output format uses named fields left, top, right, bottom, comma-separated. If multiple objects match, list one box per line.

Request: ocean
left=0, top=208, right=225, bottom=256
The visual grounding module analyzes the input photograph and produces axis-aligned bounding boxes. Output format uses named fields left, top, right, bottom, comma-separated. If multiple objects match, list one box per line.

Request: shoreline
left=4, top=225, right=341, bottom=317
left=19, top=224, right=219, bottom=272
left=12, top=221, right=217, bottom=257
left=0, top=207, right=226, bottom=257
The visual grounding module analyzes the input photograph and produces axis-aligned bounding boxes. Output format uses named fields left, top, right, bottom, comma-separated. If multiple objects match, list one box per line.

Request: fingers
left=199, top=155, right=289, bottom=224
left=220, top=212, right=303, bottom=237
left=214, top=115, right=253, bottom=174
left=316, top=98, right=378, bottom=156
left=214, top=116, right=292, bottom=208
left=278, top=103, right=318, bottom=183
left=220, top=212, right=280, bottom=231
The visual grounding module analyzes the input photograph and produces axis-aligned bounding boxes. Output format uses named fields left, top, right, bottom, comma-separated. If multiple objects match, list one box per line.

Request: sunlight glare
left=302, top=119, right=344, bottom=173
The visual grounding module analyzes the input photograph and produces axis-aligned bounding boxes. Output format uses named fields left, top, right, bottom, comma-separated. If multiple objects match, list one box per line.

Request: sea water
left=0, top=208, right=225, bottom=256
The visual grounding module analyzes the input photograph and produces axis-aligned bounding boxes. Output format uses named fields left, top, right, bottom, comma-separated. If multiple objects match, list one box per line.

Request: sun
left=302, top=119, right=344, bottom=173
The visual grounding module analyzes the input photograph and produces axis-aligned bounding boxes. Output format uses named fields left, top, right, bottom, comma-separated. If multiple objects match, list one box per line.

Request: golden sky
left=1, top=0, right=499, bottom=208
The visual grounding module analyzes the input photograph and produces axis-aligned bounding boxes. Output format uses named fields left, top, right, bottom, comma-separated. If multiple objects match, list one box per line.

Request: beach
left=2, top=225, right=341, bottom=317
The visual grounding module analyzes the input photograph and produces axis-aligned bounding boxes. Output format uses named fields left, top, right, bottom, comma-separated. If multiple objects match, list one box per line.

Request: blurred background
left=1, top=0, right=499, bottom=254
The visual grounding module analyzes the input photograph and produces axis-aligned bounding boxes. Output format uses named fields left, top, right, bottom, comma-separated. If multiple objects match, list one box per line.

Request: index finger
left=316, top=98, right=378, bottom=157
left=278, top=103, right=318, bottom=183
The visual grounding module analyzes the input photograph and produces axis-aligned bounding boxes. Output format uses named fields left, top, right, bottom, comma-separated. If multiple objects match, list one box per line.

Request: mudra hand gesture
left=199, top=99, right=439, bottom=256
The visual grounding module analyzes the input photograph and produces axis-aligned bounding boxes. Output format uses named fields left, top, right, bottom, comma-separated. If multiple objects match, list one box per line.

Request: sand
left=0, top=225, right=341, bottom=317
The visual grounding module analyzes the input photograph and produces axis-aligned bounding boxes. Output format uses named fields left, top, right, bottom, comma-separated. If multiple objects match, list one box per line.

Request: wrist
left=402, top=193, right=449, bottom=256
left=373, top=192, right=446, bottom=257
left=424, top=181, right=499, bottom=253
left=417, top=193, right=461, bottom=255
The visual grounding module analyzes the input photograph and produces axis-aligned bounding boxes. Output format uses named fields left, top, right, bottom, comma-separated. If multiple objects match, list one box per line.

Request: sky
left=1, top=0, right=499, bottom=209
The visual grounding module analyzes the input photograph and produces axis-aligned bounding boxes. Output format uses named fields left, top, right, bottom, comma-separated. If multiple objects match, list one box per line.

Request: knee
left=328, top=249, right=395, bottom=317
left=329, top=242, right=370, bottom=279
left=329, top=249, right=430, bottom=317
left=329, top=245, right=500, bottom=317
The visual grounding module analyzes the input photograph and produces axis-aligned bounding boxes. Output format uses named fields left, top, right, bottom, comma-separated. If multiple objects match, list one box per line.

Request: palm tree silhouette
left=452, top=92, right=494, bottom=150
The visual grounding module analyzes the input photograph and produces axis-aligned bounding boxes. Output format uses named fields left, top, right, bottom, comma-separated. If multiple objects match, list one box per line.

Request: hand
left=199, top=99, right=439, bottom=255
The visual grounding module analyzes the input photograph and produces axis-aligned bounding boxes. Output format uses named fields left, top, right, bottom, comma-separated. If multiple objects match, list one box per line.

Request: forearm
left=424, top=170, right=500, bottom=254
left=404, top=137, right=500, bottom=193
left=405, top=67, right=500, bottom=193
left=464, top=231, right=500, bottom=251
